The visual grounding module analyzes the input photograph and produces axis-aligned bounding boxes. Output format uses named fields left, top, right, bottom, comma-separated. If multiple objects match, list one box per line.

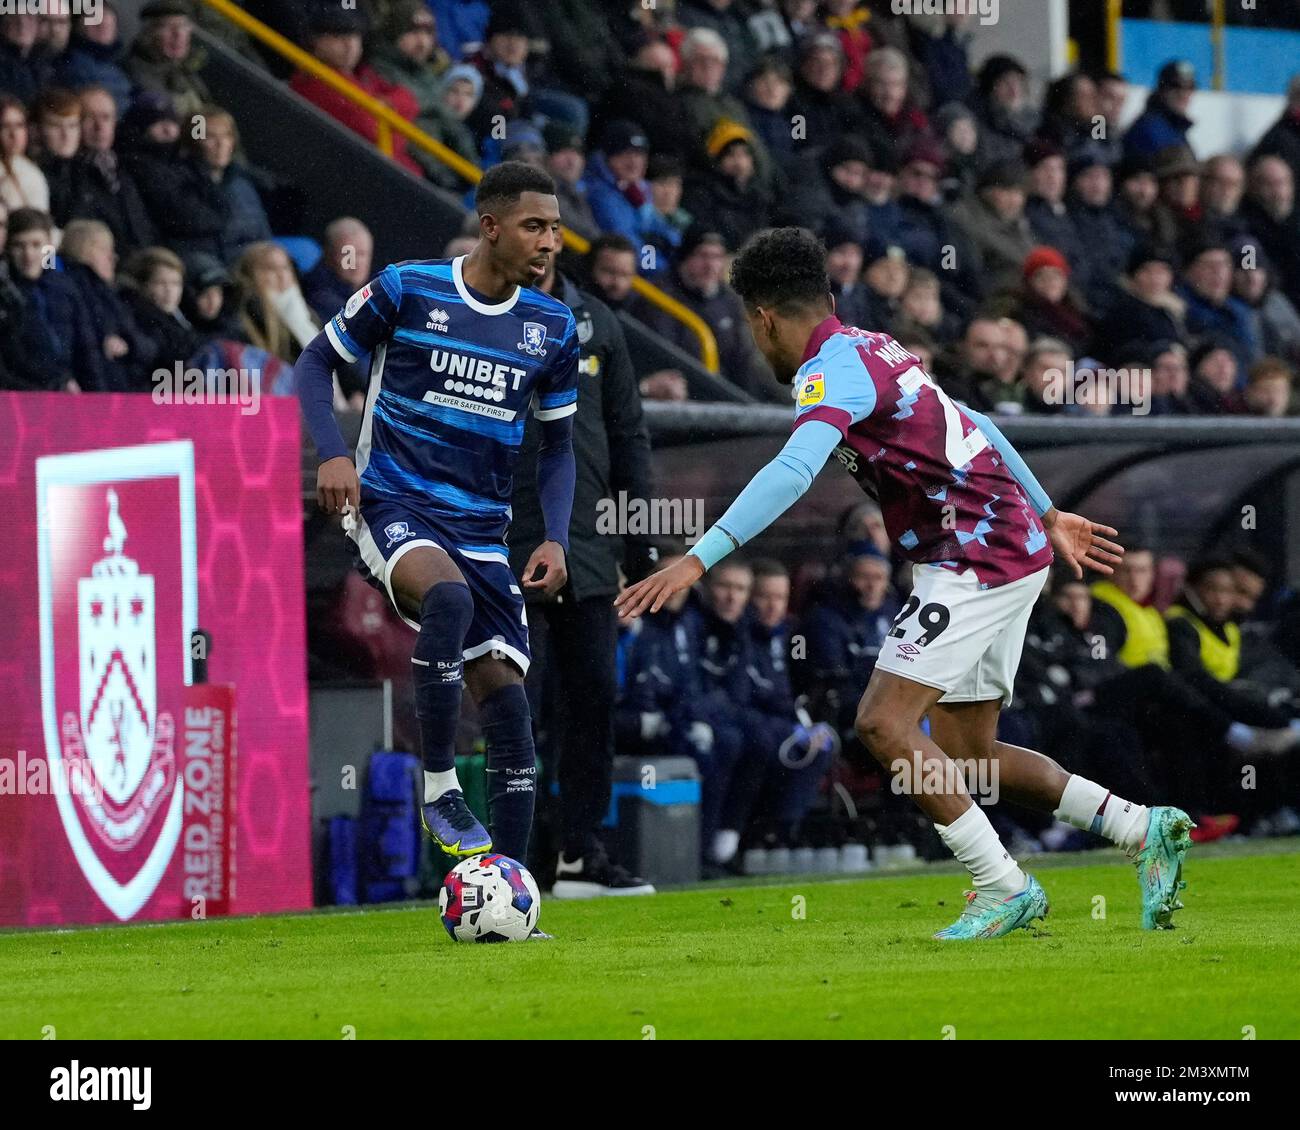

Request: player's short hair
left=730, top=227, right=831, bottom=316
left=475, top=161, right=556, bottom=216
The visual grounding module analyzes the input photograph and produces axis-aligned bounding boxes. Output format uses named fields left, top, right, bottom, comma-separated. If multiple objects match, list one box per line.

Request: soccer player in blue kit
left=298, top=163, right=579, bottom=869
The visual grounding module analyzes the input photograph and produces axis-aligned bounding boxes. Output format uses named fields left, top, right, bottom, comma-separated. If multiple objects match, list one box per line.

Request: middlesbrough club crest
left=37, top=442, right=197, bottom=920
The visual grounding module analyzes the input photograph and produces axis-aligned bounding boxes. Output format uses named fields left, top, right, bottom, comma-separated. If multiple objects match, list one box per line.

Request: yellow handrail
left=198, top=0, right=721, bottom=373
left=1106, top=0, right=1122, bottom=73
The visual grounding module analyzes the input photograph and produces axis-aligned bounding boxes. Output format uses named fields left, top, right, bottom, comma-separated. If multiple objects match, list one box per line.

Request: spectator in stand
left=1037, top=71, right=1108, bottom=166
left=897, top=327, right=938, bottom=374
left=894, top=138, right=979, bottom=311
left=911, top=10, right=974, bottom=110
left=1187, top=337, right=1246, bottom=414
left=301, top=216, right=373, bottom=324
left=125, top=0, right=212, bottom=125
left=231, top=240, right=320, bottom=367
left=543, top=123, right=599, bottom=242
left=743, top=55, right=798, bottom=170
left=1114, top=151, right=1178, bottom=250
left=1178, top=236, right=1259, bottom=374
left=933, top=101, right=980, bottom=201
left=290, top=7, right=423, bottom=177
left=1096, top=243, right=1185, bottom=363
left=1024, top=139, right=1087, bottom=288
left=60, top=218, right=154, bottom=392
left=969, top=54, right=1036, bottom=167
left=1200, top=154, right=1249, bottom=244
left=1001, top=246, right=1092, bottom=359
left=32, top=88, right=81, bottom=226
left=1243, top=356, right=1297, bottom=417
left=824, top=222, right=869, bottom=329
left=498, top=120, right=546, bottom=170
left=634, top=223, right=784, bottom=402
left=1067, top=152, right=1133, bottom=312
left=426, top=0, right=490, bottom=61
left=858, top=47, right=930, bottom=173
left=71, top=86, right=155, bottom=253
left=643, top=153, right=692, bottom=264
left=858, top=240, right=909, bottom=333
left=677, top=28, right=764, bottom=174
left=592, top=34, right=689, bottom=167
left=933, top=315, right=1007, bottom=407
left=1253, top=73, right=1300, bottom=192
left=584, top=232, right=638, bottom=311
left=1094, top=69, right=1129, bottom=165
left=193, top=105, right=272, bottom=264
left=822, top=0, right=872, bottom=94
left=1124, top=59, right=1197, bottom=159
left=1232, top=236, right=1300, bottom=364
left=1, top=97, right=51, bottom=216
left=803, top=541, right=899, bottom=746
left=119, top=91, right=228, bottom=262
left=1018, top=336, right=1073, bottom=415
left=582, top=119, right=663, bottom=251
left=787, top=31, right=857, bottom=151
left=121, top=244, right=200, bottom=370
left=1153, top=143, right=1203, bottom=254
left=683, top=120, right=773, bottom=252
left=1241, top=154, right=1300, bottom=305
left=54, top=2, right=131, bottom=110
left=677, top=0, right=760, bottom=95
left=0, top=10, right=52, bottom=105
left=1143, top=340, right=1195, bottom=415
left=950, top=158, right=1036, bottom=296
left=418, top=64, right=482, bottom=189
left=896, top=266, right=959, bottom=345
left=5, top=207, right=97, bottom=390
left=783, top=133, right=874, bottom=249
left=36, top=7, right=73, bottom=77
left=182, top=251, right=243, bottom=341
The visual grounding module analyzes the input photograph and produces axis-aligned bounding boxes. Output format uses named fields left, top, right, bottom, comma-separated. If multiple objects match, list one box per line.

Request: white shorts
left=875, top=563, right=1049, bottom=707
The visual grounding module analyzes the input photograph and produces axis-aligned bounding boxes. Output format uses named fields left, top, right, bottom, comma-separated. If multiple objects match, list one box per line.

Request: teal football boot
left=1134, top=806, right=1194, bottom=929
left=933, top=875, right=1049, bottom=940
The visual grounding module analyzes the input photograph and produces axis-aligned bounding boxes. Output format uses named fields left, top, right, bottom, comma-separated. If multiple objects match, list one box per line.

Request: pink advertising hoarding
left=0, top=393, right=311, bottom=926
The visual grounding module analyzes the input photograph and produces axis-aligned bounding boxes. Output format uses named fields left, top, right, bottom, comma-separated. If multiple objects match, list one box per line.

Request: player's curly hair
left=729, top=227, right=832, bottom=315
left=475, top=161, right=556, bottom=216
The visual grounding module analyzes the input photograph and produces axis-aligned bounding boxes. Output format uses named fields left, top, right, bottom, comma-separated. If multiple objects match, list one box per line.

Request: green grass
left=3, top=841, right=1298, bottom=1039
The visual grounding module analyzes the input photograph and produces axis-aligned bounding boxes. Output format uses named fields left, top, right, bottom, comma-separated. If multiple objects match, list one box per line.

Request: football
left=439, top=854, right=541, bottom=943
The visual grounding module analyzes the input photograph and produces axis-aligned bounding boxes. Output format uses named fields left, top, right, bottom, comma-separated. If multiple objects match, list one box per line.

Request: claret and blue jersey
left=325, top=255, right=579, bottom=547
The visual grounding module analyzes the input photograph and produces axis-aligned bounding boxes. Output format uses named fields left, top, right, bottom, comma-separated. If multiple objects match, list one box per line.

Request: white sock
left=936, top=803, right=1025, bottom=892
left=423, top=769, right=460, bottom=804
left=712, top=829, right=740, bottom=864
left=1054, top=775, right=1148, bottom=853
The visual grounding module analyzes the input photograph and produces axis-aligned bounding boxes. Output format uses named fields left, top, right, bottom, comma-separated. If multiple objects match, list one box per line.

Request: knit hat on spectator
left=140, top=0, right=192, bottom=20
left=679, top=223, right=726, bottom=260
left=599, top=120, right=650, bottom=157
left=978, top=158, right=1026, bottom=190
left=543, top=121, right=584, bottom=155
left=307, top=6, right=368, bottom=37
left=1183, top=231, right=1232, bottom=266
left=122, top=90, right=179, bottom=135
left=381, top=0, right=435, bottom=41
left=486, top=1, right=531, bottom=40
left=1023, top=245, right=1069, bottom=282
left=933, top=101, right=976, bottom=136
left=901, top=136, right=946, bottom=174
left=186, top=253, right=228, bottom=292
left=846, top=539, right=888, bottom=562
left=1127, top=241, right=1178, bottom=274
left=864, top=235, right=908, bottom=266
left=1067, top=149, right=1112, bottom=180
left=647, top=152, right=685, bottom=181
left=821, top=217, right=863, bottom=252
left=1023, top=138, right=1063, bottom=169
left=801, top=31, right=845, bottom=60
left=1156, top=59, right=1197, bottom=92
left=439, top=64, right=483, bottom=102
left=706, top=119, right=756, bottom=161
left=822, top=134, right=875, bottom=173
left=1153, top=144, right=1199, bottom=181
left=502, top=122, right=546, bottom=161
left=1115, top=152, right=1157, bottom=185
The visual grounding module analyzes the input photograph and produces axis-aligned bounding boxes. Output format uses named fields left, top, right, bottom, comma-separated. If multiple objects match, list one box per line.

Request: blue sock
left=480, top=683, right=536, bottom=862
left=412, top=582, right=473, bottom=776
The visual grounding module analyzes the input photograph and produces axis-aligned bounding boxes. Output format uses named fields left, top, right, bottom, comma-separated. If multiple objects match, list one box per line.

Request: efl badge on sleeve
left=798, top=373, right=826, bottom=408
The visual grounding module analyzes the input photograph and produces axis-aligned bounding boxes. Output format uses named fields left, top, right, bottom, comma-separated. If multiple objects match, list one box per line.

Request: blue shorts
left=346, top=500, right=530, bottom=675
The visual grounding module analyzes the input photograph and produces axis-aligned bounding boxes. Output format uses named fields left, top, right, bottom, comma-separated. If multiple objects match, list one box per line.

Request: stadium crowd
left=3, top=0, right=1299, bottom=870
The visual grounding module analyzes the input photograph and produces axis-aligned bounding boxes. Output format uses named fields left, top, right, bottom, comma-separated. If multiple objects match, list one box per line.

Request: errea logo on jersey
left=797, top=373, right=825, bottom=407
left=518, top=322, right=548, bottom=358
left=426, top=308, right=450, bottom=333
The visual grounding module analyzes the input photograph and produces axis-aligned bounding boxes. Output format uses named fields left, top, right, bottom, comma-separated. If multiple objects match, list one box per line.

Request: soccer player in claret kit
left=618, top=228, right=1194, bottom=940
left=298, top=163, right=578, bottom=885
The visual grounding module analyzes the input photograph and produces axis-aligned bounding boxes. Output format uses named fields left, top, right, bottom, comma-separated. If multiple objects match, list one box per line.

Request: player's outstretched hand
left=522, top=540, right=567, bottom=598
left=615, top=555, right=705, bottom=620
left=1044, top=507, right=1124, bottom=579
left=317, top=456, right=360, bottom=516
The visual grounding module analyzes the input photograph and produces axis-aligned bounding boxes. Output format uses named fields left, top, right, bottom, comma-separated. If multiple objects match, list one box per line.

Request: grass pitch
left=3, top=840, right=1298, bottom=1039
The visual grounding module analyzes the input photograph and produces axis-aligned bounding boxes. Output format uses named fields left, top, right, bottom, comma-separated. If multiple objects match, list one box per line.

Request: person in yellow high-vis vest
left=1090, top=548, right=1169, bottom=669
